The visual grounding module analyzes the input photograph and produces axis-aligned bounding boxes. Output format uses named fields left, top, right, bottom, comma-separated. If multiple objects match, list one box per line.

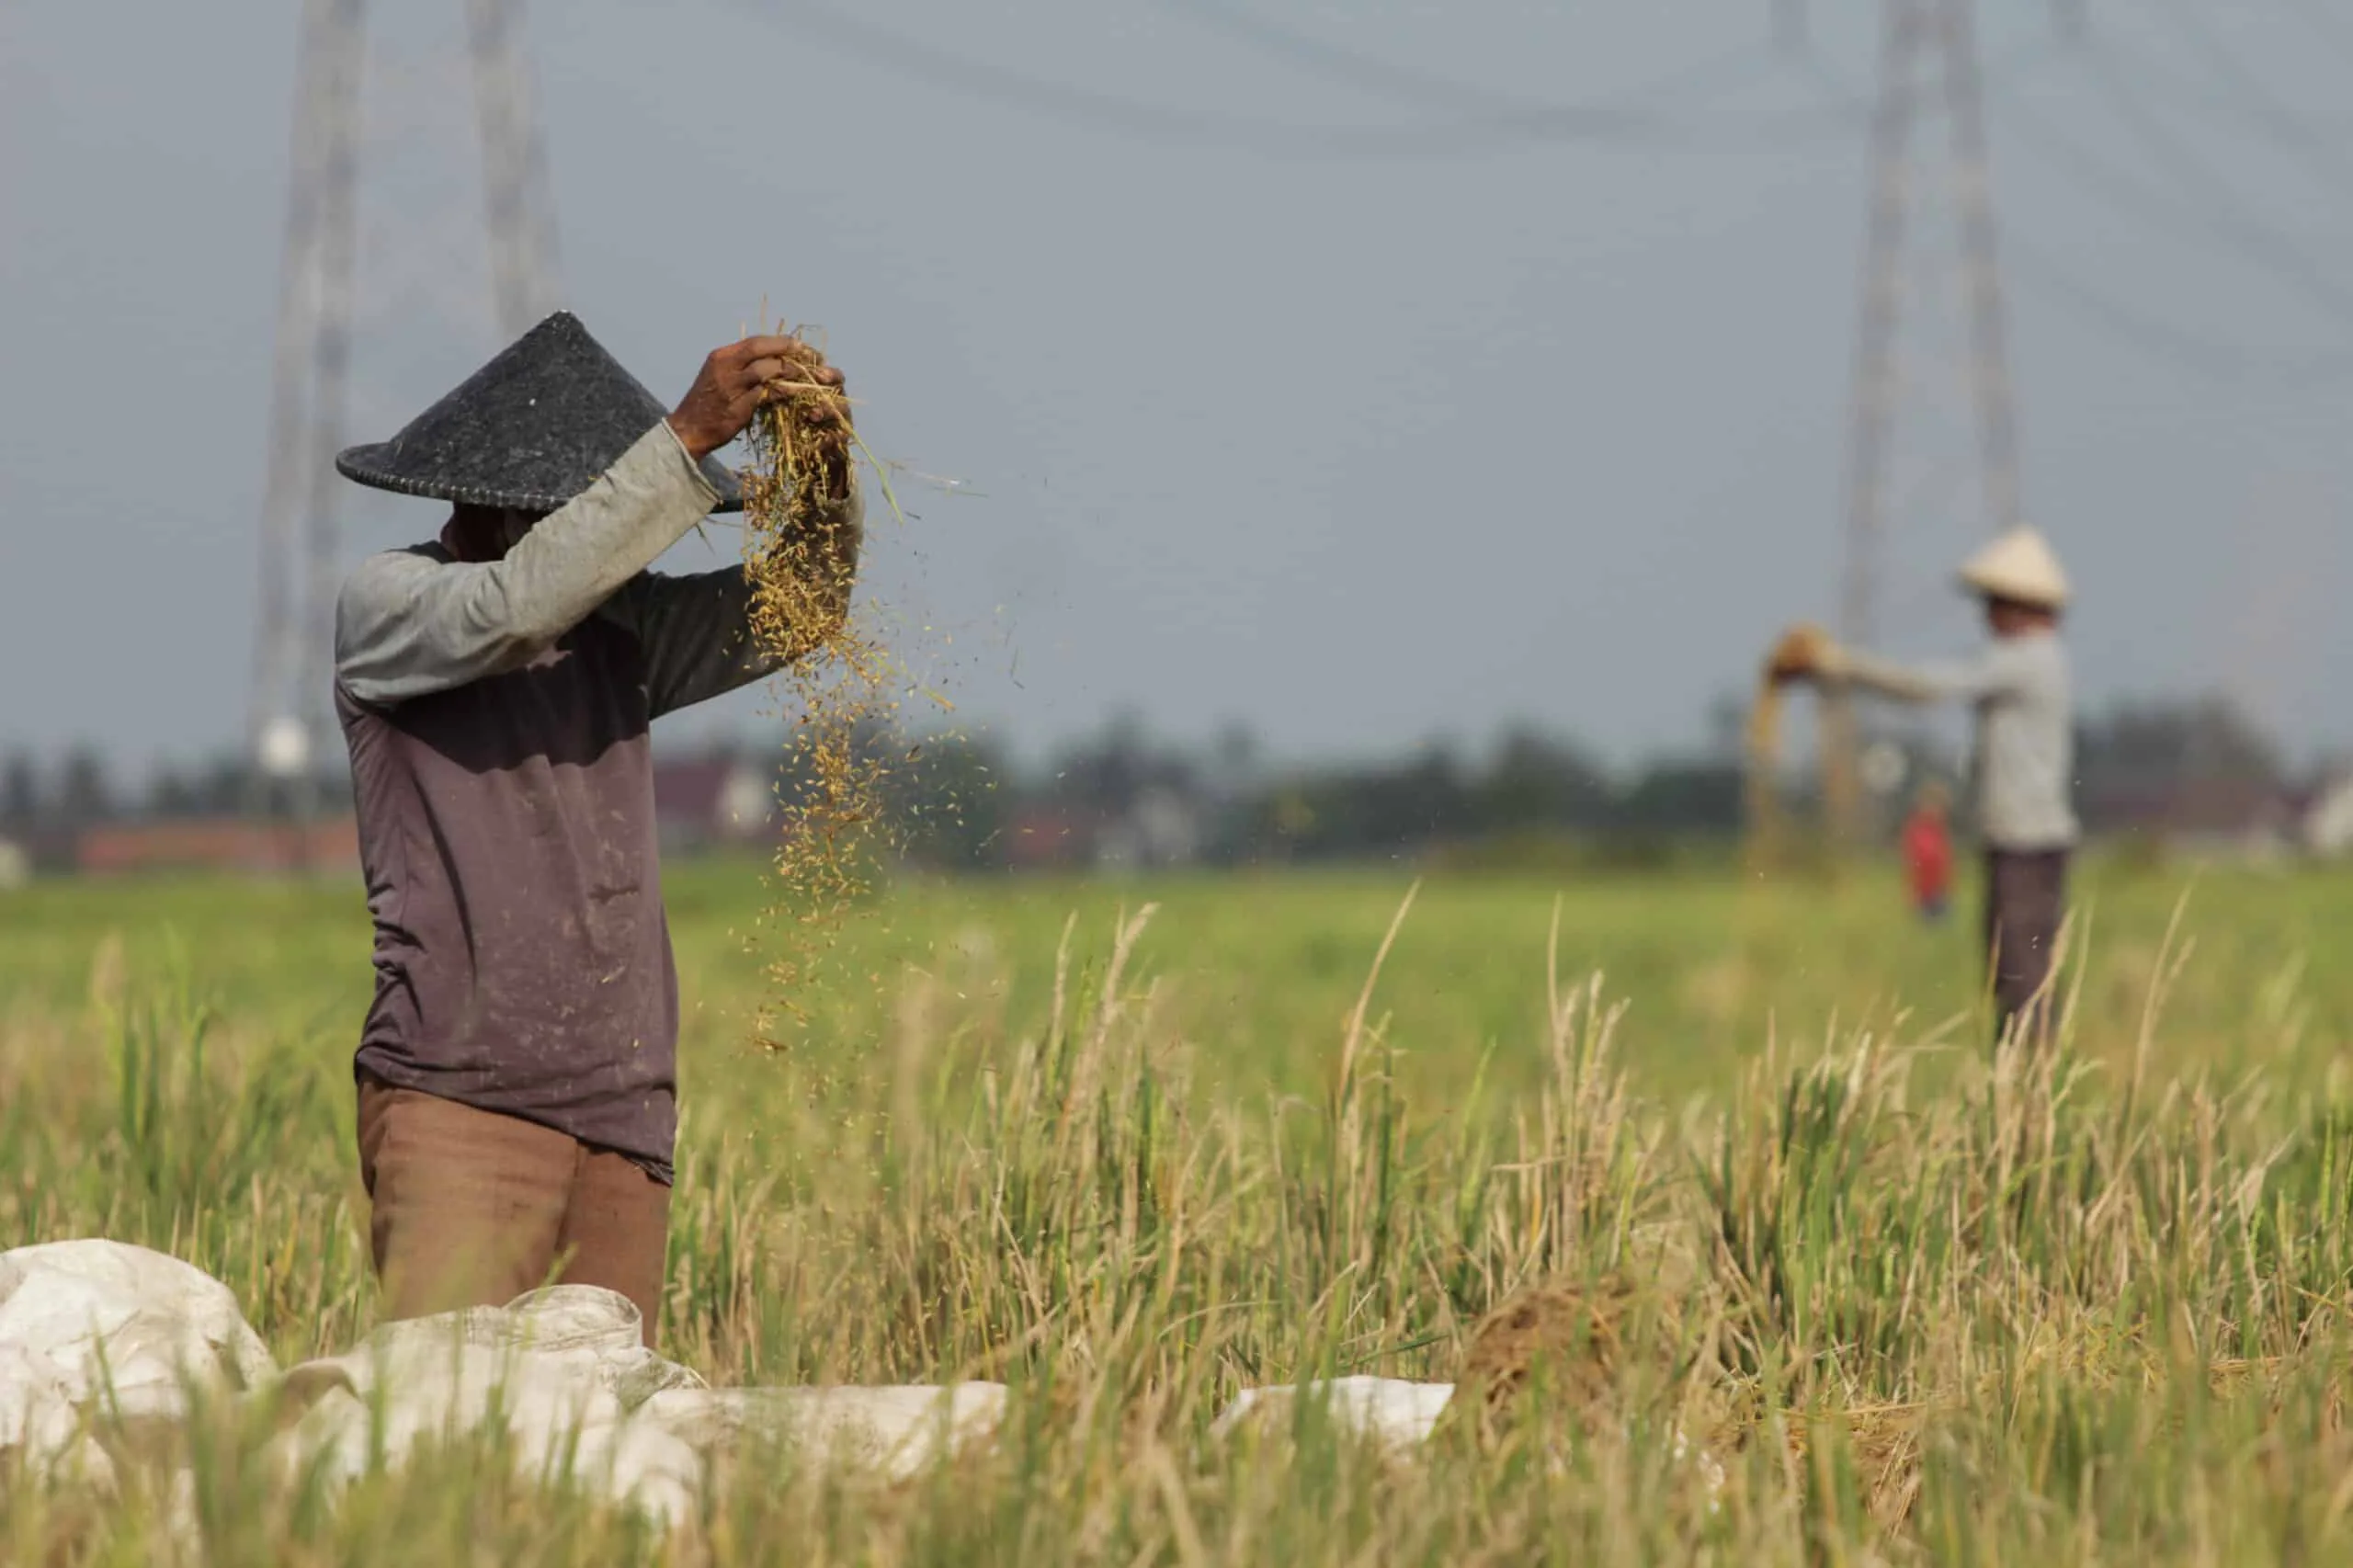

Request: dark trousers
left=357, top=1074, right=671, bottom=1342
left=1984, top=848, right=2069, bottom=1044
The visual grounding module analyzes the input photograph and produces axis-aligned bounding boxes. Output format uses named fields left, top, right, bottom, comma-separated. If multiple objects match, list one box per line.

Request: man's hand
left=666, top=335, right=846, bottom=461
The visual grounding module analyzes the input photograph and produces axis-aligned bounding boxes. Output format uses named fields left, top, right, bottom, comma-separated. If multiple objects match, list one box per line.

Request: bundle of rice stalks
left=1745, top=624, right=1848, bottom=881
left=1778, top=1402, right=1929, bottom=1531
left=743, top=365, right=859, bottom=663
left=738, top=341, right=900, bottom=1038
left=1437, top=1274, right=1708, bottom=1454
left=1743, top=677, right=1787, bottom=879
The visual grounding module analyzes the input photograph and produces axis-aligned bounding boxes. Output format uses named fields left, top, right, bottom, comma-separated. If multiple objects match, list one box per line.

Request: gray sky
left=5, top=0, right=2350, bottom=779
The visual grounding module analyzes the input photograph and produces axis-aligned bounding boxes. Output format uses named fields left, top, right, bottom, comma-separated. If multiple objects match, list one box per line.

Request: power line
left=248, top=0, right=562, bottom=827
left=2079, top=29, right=2353, bottom=150
left=1798, top=39, right=2353, bottom=387
left=753, top=0, right=1867, bottom=158
left=1989, top=65, right=2353, bottom=329
left=1145, top=0, right=1859, bottom=137
left=2070, top=40, right=2353, bottom=312
left=2005, top=230, right=2353, bottom=387
left=2132, top=0, right=2353, bottom=207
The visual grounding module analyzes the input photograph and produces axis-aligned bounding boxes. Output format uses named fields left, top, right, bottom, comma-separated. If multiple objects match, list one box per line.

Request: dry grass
left=8, top=869, right=2353, bottom=1561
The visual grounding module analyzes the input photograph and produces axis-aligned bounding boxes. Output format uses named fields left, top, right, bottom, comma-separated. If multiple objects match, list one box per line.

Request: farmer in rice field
left=1770, top=527, right=2077, bottom=1043
left=330, top=312, right=861, bottom=1340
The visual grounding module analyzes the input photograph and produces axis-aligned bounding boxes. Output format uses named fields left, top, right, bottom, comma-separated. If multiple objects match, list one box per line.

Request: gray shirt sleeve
left=335, top=422, right=722, bottom=706
left=597, top=484, right=867, bottom=719
left=1830, top=645, right=2018, bottom=706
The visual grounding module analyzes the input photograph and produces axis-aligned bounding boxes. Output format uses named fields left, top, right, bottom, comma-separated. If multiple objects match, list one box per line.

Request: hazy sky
left=5, top=0, right=2350, bottom=779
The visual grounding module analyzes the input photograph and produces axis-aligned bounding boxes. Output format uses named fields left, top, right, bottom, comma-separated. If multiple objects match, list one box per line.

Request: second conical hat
left=1957, top=526, right=2069, bottom=608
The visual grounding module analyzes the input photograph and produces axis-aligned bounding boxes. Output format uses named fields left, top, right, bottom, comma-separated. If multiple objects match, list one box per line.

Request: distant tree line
left=0, top=692, right=2322, bottom=873
left=873, top=713, right=1755, bottom=873
left=870, top=692, right=2316, bottom=873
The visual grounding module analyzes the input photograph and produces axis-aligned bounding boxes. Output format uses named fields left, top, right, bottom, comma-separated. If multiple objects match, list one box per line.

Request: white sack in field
left=1210, top=1375, right=1725, bottom=1509
left=0, top=1244, right=1007, bottom=1524
left=272, top=1287, right=709, bottom=1526
left=280, top=1286, right=706, bottom=1410
left=638, top=1382, right=1010, bottom=1485
left=0, top=1340, right=85, bottom=1463
left=0, top=1240, right=277, bottom=1454
left=270, top=1286, right=1006, bottom=1521
left=1210, top=1377, right=1458, bottom=1453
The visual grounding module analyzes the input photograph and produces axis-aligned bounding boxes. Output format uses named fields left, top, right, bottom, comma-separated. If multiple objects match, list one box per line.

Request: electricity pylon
left=245, top=0, right=560, bottom=822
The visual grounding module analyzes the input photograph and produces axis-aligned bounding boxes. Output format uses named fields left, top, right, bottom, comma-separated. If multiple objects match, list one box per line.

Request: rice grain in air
left=737, top=332, right=901, bottom=1055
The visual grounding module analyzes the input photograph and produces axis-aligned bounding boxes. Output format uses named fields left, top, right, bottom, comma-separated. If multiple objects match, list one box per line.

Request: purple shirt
left=332, top=422, right=861, bottom=1179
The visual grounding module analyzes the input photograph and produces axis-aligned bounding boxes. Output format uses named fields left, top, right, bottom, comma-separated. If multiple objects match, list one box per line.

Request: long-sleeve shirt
left=1828, top=631, right=2079, bottom=852
left=333, top=420, right=863, bottom=1179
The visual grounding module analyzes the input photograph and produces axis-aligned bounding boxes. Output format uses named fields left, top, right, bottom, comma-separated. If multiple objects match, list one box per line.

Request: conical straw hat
left=1957, top=526, right=2069, bottom=608
left=336, top=312, right=744, bottom=513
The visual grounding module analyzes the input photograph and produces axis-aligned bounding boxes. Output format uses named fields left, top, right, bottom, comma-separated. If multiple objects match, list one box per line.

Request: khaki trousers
left=357, top=1075, right=670, bottom=1343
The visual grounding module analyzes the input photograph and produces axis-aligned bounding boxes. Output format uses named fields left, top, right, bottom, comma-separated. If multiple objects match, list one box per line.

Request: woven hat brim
left=1958, top=570, right=2067, bottom=609
left=335, top=443, right=745, bottom=514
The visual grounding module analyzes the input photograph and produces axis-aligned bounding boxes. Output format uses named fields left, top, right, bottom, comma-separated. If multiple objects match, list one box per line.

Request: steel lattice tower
left=1820, top=0, right=2034, bottom=846
left=245, top=0, right=560, bottom=818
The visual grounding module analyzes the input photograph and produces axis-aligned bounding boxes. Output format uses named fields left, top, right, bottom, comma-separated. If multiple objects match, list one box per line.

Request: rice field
left=6, top=854, right=2353, bottom=1563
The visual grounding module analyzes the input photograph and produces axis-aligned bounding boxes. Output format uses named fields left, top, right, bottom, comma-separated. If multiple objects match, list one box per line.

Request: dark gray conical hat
left=335, top=311, right=744, bottom=513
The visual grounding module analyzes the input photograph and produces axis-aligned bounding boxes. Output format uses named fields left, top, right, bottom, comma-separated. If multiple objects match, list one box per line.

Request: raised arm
left=335, top=424, right=721, bottom=705
left=335, top=332, right=845, bottom=707
left=1819, top=644, right=2012, bottom=706
left=602, top=483, right=866, bottom=719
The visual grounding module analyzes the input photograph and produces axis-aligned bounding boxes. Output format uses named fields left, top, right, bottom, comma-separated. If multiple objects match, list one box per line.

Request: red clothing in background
left=1903, top=808, right=1954, bottom=911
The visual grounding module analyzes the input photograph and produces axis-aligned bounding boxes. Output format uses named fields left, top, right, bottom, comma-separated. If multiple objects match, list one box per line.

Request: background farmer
left=1772, top=527, right=2077, bottom=1042
left=331, top=312, right=862, bottom=1338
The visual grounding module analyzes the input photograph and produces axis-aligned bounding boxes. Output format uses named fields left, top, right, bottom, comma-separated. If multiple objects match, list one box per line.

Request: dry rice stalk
left=1743, top=677, right=1787, bottom=880
left=1745, top=624, right=1846, bottom=879
left=738, top=335, right=901, bottom=1045
left=1438, top=1274, right=1696, bottom=1450
left=1779, top=1403, right=1929, bottom=1530
left=1455, top=1279, right=1639, bottom=1426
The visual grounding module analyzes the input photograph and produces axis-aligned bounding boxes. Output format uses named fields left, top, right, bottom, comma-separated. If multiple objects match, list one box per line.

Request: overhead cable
left=1990, top=69, right=2353, bottom=329
left=1792, top=44, right=2353, bottom=390
left=757, top=0, right=1867, bottom=159
left=2006, top=232, right=2353, bottom=388
left=2136, top=0, right=2353, bottom=206
left=1145, top=0, right=1862, bottom=136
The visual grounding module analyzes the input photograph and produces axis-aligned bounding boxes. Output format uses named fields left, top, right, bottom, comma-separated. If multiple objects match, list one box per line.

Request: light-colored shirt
left=1831, top=631, right=2079, bottom=851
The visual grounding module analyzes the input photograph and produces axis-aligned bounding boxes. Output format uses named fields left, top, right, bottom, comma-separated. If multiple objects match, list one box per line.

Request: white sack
left=4, top=1246, right=1005, bottom=1529
left=0, top=1239, right=276, bottom=1460
left=639, top=1382, right=1010, bottom=1484
left=1210, top=1377, right=1458, bottom=1453
left=270, top=1286, right=707, bottom=1528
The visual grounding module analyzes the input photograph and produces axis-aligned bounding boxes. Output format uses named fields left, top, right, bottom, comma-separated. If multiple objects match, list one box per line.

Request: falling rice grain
left=737, top=335, right=900, bottom=1049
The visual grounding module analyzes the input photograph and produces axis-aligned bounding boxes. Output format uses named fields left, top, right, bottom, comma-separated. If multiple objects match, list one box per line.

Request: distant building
left=2079, top=776, right=2353, bottom=866
left=651, top=752, right=775, bottom=854
left=2300, top=774, right=2353, bottom=859
left=1005, top=807, right=1086, bottom=871
left=74, top=818, right=360, bottom=876
left=1093, top=787, right=1203, bottom=872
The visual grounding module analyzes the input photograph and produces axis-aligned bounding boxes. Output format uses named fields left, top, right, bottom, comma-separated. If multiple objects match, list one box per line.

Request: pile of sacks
left=6, top=1239, right=1657, bottom=1530
left=0, top=1240, right=1006, bottom=1528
